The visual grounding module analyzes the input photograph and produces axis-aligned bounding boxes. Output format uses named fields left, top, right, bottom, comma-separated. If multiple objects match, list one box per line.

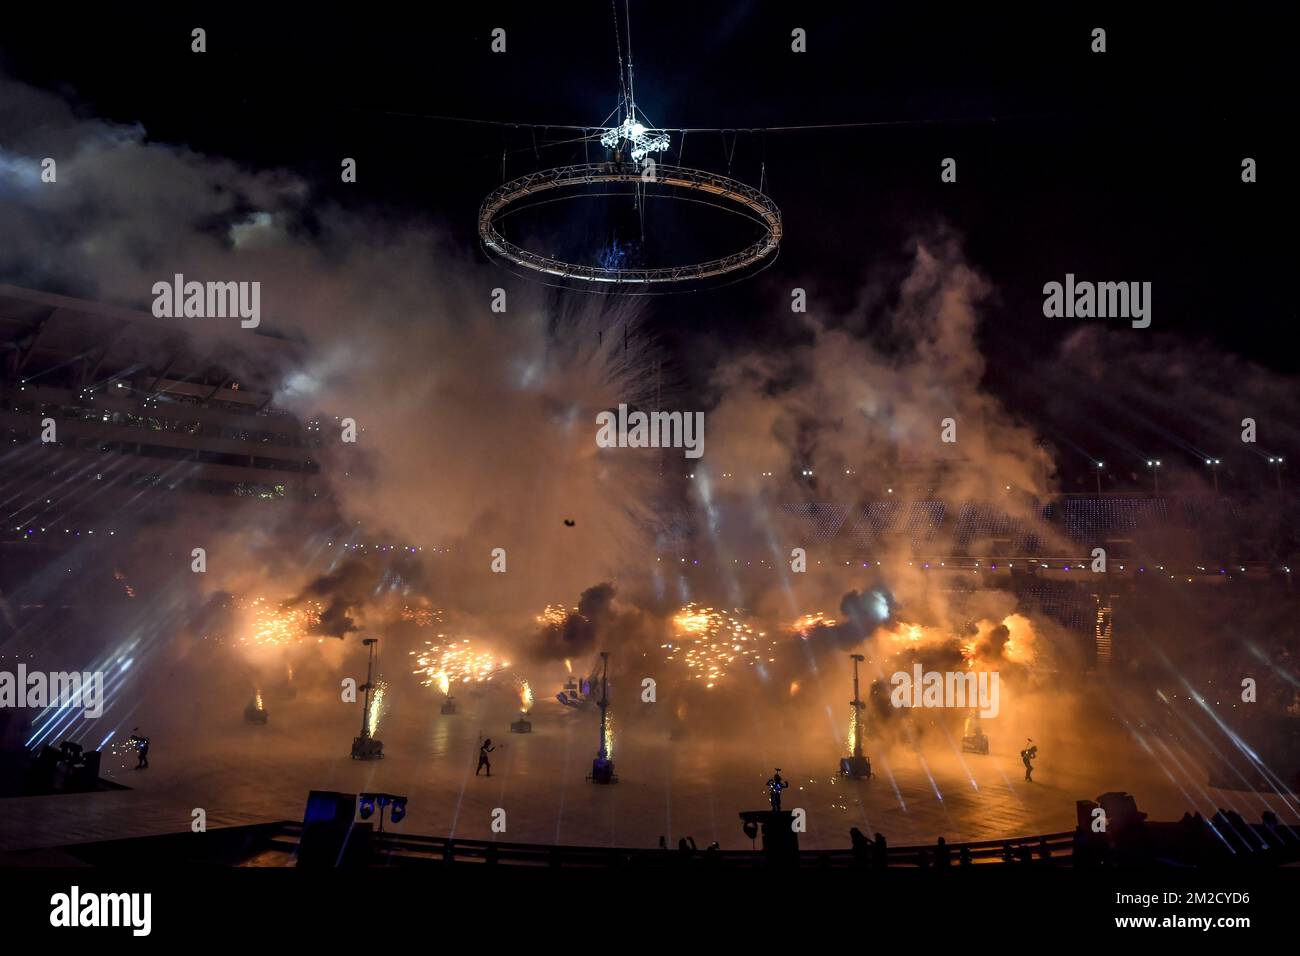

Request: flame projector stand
left=351, top=638, right=384, bottom=760
left=589, top=652, right=618, bottom=784
left=840, top=654, right=873, bottom=779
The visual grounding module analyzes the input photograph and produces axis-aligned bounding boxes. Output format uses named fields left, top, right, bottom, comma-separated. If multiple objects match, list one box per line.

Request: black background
left=1, top=2, right=1294, bottom=481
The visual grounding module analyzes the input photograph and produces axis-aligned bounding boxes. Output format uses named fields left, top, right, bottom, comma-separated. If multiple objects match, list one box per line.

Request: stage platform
left=2, top=696, right=1296, bottom=857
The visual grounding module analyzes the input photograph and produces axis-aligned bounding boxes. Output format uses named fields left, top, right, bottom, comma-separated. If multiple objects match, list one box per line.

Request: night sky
left=1, top=4, right=1293, bottom=486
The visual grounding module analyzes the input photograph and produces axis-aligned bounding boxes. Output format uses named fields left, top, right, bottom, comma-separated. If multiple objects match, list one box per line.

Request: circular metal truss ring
left=478, top=162, right=783, bottom=286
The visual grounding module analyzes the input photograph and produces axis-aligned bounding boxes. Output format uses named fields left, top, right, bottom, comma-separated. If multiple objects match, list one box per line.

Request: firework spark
left=239, top=596, right=324, bottom=647
left=537, top=604, right=571, bottom=628
left=878, top=616, right=1038, bottom=668
left=113, top=569, right=137, bottom=599
left=367, top=680, right=387, bottom=736
left=401, top=605, right=444, bottom=628
left=963, top=614, right=1038, bottom=667
left=789, top=611, right=836, bottom=637
left=411, top=638, right=510, bottom=688
left=878, top=621, right=934, bottom=650
left=662, top=604, right=779, bottom=689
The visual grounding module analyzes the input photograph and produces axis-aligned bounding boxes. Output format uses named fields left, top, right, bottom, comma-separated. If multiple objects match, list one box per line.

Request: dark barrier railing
left=269, top=821, right=1077, bottom=868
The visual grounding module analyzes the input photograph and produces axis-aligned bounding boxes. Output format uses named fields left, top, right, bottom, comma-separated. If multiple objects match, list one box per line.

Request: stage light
left=359, top=792, right=407, bottom=829
left=599, top=115, right=669, bottom=162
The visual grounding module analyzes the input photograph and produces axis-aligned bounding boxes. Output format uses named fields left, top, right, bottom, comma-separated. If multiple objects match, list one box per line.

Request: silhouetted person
left=959, top=846, right=972, bottom=866
left=678, top=836, right=697, bottom=854
left=705, top=841, right=719, bottom=853
left=935, top=836, right=951, bottom=867
left=850, top=827, right=872, bottom=865
left=1001, top=842, right=1015, bottom=863
left=658, top=835, right=668, bottom=850
left=873, top=832, right=888, bottom=868
left=1020, top=741, right=1037, bottom=781
left=1038, top=836, right=1051, bottom=859
left=767, top=769, right=789, bottom=811
left=476, top=738, right=495, bottom=776
left=130, top=728, right=149, bottom=769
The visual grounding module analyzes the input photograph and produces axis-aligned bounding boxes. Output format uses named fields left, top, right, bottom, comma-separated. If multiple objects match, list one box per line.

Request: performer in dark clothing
left=130, top=728, right=150, bottom=769
left=766, top=769, right=789, bottom=811
left=476, top=738, right=495, bottom=776
left=1020, top=741, right=1038, bottom=782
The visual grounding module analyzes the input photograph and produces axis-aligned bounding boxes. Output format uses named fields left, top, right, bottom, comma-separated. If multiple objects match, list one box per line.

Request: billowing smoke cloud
left=535, top=582, right=614, bottom=660
left=0, top=70, right=677, bottom=752
left=290, top=561, right=371, bottom=639
left=0, top=71, right=668, bottom=620
left=702, top=233, right=1044, bottom=505
left=3, top=67, right=1067, bottom=731
left=8, top=66, right=1286, bottom=806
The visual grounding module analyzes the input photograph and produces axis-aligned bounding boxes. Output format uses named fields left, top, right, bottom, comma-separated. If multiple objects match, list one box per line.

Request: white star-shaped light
left=601, top=116, right=670, bottom=163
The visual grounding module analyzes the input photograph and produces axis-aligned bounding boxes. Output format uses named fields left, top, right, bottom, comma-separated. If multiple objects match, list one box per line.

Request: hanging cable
left=349, top=105, right=1047, bottom=136
left=624, top=0, right=635, bottom=112
left=611, top=0, right=629, bottom=114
